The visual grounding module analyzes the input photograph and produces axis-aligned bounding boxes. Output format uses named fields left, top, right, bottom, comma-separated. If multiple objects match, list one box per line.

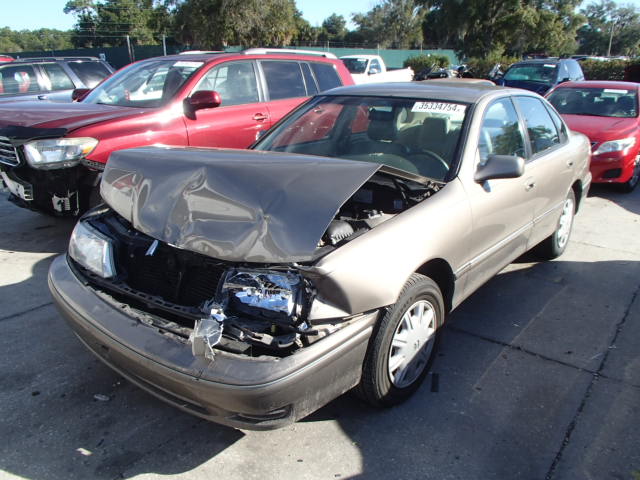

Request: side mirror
left=71, top=88, right=91, bottom=102
left=560, top=77, right=571, bottom=83
left=475, top=154, right=525, bottom=183
left=184, top=90, right=222, bottom=113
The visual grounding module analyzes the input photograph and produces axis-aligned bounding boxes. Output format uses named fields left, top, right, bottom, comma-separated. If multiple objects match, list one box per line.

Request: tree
left=64, top=0, right=164, bottom=47
left=173, top=0, right=299, bottom=48
left=352, top=0, right=425, bottom=48
left=578, top=1, right=640, bottom=56
left=0, top=27, right=72, bottom=53
left=321, top=14, right=347, bottom=42
left=422, top=0, right=583, bottom=59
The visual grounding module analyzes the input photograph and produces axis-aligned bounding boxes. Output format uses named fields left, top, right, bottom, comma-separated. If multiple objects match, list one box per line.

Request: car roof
left=550, top=80, right=640, bottom=90
left=11, top=56, right=103, bottom=63
left=512, top=58, right=574, bottom=66
left=340, top=55, right=379, bottom=59
left=323, top=81, right=521, bottom=103
left=144, top=52, right=341, bottom=65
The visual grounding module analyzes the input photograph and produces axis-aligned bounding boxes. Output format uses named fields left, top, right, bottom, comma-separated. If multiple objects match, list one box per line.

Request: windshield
left=342, top=58, right=368, bottom=74
left=504, top=63, right=557, bottom=84
left=548, top=87, right=638, bottom=118
left=254, top=95, right=469, bottom=182
left=82, top=59, right=203, bottom=108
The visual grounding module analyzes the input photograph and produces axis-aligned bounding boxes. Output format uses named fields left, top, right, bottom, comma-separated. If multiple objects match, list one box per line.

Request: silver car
left=49, top=82, right=591, bottom=430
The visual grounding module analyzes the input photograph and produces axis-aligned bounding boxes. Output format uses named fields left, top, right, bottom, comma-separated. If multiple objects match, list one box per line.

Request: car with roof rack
left=0, top=56, right=113, bottom=103
left=0, top=49, right=353, bottom=215
left=49, top=81, right=591, bottom=430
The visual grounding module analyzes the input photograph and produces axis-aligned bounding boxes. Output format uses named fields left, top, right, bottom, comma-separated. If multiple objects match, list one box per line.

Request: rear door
left=258, top=60, right=312, bottom=127
left=184, top=60, right=271, bottom=148
left=513, top=95, right=573, bottom=247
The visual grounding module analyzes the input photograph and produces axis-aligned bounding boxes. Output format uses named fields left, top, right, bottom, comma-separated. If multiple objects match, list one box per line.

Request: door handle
left=253, top=113, right=268, bottom=122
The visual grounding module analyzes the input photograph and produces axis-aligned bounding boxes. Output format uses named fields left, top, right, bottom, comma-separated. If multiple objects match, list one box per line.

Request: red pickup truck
left=0, top=49, right=353, bottom=215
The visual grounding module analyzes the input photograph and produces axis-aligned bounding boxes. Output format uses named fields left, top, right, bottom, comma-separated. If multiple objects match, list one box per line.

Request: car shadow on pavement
left=302, top=257, right=640, bottom=479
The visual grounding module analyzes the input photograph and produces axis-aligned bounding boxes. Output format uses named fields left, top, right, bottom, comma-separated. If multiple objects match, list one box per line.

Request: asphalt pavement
left=0, top=185, right=638, bottom=480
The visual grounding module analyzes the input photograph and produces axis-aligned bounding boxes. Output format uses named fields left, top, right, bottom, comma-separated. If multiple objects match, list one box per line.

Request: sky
left=0, top=0, right=377, bottom=31
left=5, top=0, right=640, bottom=31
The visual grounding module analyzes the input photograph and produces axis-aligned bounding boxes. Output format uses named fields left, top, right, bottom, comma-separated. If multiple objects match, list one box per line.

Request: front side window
left=504, top=63, right=558, bottom=84
left=261, top=61, right=306, bottom=100
left=82, top=59, right=203, bottom=108
left=514, top=96, right=561, bottom=156
left=342, top=58, right=368, bottom=74
left=41, top=63, right=75, bottom=90
left=370, top=59, right=382, bottom=74
left=193, top=61, right=259, bottom=106
left=255, top=95, right=470, bottom=182
left=0, top=65, right=41, bottom=95
left=548, top=86, right=638, bottom=118
left=478, top=98, right=526, bottom=163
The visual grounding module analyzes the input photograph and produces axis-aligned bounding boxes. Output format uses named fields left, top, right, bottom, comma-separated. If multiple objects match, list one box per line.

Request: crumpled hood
left=100, top=146, right=383, bottom=263
left=0, top=101, right=147, bottom=132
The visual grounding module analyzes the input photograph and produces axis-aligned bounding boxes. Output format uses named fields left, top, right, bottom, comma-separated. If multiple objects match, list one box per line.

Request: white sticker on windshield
left=173, top=61, right=203, bottom=68
left=544, top=64, right=556, bottom=68
left=604, top=88, right=629, bottom=94
left=411, top=102, right=467, bottom=114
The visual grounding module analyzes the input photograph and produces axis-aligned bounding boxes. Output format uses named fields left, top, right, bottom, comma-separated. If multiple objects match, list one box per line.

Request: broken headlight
left=221, top=269, right=303, bottom=318
left=23, top=137, right=98, bottom=169
left=68, top=221, right=116, bottom=279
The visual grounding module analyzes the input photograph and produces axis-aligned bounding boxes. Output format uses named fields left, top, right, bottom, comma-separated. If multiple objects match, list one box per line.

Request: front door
left=184, top=61, right=271, bottom=149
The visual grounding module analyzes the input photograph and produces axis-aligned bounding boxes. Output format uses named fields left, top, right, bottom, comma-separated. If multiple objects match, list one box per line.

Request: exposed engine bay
left=71, top=172, right=441, bottom=359
left=320, top=173, right=440, bottom=247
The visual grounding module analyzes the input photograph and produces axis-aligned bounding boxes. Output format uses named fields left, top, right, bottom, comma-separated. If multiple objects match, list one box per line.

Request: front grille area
left=122, top=241, right=227, bottom=307
left=0, top=137, right=19, bottom=167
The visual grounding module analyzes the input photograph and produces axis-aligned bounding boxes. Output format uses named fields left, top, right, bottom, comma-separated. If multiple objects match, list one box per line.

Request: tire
left=620, top=158, right=640, bottom=193
left=534, top=189, right=575, bottom=260
left=355, top=273, right=444, bottom=407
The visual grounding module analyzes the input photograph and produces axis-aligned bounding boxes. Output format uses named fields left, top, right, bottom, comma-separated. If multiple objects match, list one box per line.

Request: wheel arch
left=571, top=180, right=583, bottom=212
left=415, top=258, right=455, bottom=314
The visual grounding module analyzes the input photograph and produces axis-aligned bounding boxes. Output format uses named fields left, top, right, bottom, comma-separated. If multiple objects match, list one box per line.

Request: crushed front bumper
left=48, top=255, right=378, bottom=430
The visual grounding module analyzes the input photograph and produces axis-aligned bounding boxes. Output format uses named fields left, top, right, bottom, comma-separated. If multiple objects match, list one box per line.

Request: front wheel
left=534, top=189, right=575, bottom=260
left=355, top=273, right=443, bottom=407
left=620, top=157, right=640, bottom=193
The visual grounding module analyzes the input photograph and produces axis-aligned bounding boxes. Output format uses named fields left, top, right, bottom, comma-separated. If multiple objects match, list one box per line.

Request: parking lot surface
left=1, top=186, right=639, bottom=480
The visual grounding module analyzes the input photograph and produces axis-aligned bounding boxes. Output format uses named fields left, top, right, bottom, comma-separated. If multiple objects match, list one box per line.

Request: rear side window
left=479, top=98, right=526, bottom=162
left=514, top=96, right=561, bottom=156
left=41, top=63, right=75, bottom=90
left=0, top=65, right=41, bottom=94
left=261, top=61, right=306, bottom=100
left=310, top=63, right=342, bottom=91
left=67, top=61, right=112, bottom=88
left=568, top=61, right=583, bottom=80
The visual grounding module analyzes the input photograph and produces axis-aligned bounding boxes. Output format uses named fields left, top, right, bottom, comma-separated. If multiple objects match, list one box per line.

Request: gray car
left=0, top=57, right=113, bottom=103
left=48, top=82, right=591, bottom=430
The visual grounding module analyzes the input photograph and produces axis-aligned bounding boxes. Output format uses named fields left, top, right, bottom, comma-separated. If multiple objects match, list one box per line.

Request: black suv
left=0, top=57, right=114, bottom=103
left=496, top=58, right=584, bottom=95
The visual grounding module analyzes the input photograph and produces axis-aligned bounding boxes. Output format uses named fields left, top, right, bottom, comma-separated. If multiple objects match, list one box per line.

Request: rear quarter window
left=67, top=61, right=112, bottom=88
left=310, top=63, right=342, bottom=91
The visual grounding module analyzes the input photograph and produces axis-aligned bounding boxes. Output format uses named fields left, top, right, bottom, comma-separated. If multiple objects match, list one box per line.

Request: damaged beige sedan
left=49, top=82, right=591, bottom=429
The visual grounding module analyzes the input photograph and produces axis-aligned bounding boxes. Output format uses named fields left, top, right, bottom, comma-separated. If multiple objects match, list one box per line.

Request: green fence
left=5, top=45, right=458, bottom=70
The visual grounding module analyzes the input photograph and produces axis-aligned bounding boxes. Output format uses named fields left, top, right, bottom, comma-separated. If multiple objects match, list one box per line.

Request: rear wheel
left=356, top=273, right=443, bottom=407
left=534, top=189, right=575, bottom=260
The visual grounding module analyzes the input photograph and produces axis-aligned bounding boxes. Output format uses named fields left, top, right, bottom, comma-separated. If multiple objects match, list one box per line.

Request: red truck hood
left=562, top=114, right=639, bottom=142
left=0, top=101, right=149, bottom=132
